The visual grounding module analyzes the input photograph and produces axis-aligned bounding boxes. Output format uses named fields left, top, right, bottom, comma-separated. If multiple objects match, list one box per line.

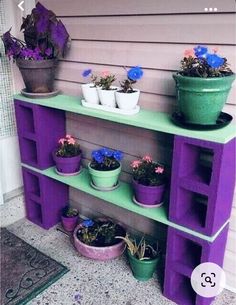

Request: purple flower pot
left=132, top=179, right=166, bottom=206
left=53, top=152, right=81, bottom=174
left=61, top=215, right=79, bottom=232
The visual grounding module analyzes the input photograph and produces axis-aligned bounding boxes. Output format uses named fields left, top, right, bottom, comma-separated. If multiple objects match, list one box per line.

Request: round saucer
left=90, top=181, right=120, bottom=191
left=171, top=111, right=233, bottom=130
left=132, top=196, right=164, bottom=208
left=21, top=88, right=60, bottom=99
left=55, top=167, right=82, bottom=176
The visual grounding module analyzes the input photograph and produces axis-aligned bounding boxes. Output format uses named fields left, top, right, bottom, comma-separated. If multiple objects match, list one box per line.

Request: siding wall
left=41, top=0, right=236, bottom=291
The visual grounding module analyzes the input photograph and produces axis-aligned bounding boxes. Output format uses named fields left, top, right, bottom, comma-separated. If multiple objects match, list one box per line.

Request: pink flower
left=184, top=49, right=195, bottom=58
left=142, top=155, right=152, bottom=162
left=155, top=166, right=164, bottom=174
left=131, top=160, right=141, bottom=168
left=65, top=134, right=72, bottom=139
left=58, top=138, right=65, bottom=144
left=101, top=71, right=110, bottom=77
left=68, top=138, right=76, bottom=145
left=212, top=47, right=219, bottom=53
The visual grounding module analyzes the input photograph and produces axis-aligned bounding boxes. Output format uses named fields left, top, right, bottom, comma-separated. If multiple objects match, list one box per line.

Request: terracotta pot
left=16, top=58, right=58, bottom=93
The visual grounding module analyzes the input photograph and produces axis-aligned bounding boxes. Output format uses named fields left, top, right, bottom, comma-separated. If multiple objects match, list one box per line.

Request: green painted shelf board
left=14, top=94, right=236, bottom=144
left=22, top=163, right=228, bottom=242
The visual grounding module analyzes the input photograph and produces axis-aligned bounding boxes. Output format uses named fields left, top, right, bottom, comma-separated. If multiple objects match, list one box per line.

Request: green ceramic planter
left=127, top=250, right=160, bottom=281
left=173, top=74, right=235, bottom=125
left=88, top=162, right=121, bottom=188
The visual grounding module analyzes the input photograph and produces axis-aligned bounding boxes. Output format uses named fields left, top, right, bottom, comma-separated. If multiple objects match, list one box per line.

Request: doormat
left=0, top=228, right=69, bottom=305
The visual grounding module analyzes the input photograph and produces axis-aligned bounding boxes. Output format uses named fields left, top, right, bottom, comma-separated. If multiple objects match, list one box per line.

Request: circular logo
left=191, top=263, right=226, bottom=298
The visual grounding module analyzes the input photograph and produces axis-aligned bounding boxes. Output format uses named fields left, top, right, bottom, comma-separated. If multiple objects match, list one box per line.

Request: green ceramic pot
left=127, top=250, right=160, bottom=281
left=173, top=74, right=235, bottom=125
left=88, top=162, right=121, bottom=188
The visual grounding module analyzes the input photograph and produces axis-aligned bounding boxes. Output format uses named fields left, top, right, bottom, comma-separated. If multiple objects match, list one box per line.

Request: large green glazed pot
left=88, top=162, right=121, bottom=188
left=173, top=74, right=235, bottom=125
left=127, top=250, right=160, bottom=281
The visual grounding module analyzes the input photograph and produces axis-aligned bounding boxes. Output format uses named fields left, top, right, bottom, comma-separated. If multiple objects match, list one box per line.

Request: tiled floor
left=2, top=218, right=235, bottom=305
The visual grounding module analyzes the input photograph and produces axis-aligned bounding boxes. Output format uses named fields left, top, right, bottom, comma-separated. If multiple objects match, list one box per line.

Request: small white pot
left=81, top=83, right=99, bottom=104
left=97, top=86, right=118, bottom=108
left=115, top=89, right=140, bottom=110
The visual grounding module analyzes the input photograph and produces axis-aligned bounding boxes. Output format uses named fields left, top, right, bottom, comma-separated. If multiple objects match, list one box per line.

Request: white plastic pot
left=81, top=83, right=99, bottom=104
left=97, top=86, right=118, bottom=108
left=115, top=89, right=140, bottom=110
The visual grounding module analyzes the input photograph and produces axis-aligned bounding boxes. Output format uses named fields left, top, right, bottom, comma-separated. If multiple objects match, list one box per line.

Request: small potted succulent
left=81, top=69, right=99, bottom=104
left=96, top=71, right=117, bottom=107
left=53, top=135, right=82, bottom=175
left=1, top=2, right=70, bottom=95
left=131, top=155, right=166, bottom=207
left=73, top=218, right=126, bottom=260
left=61, top=206, right=79, bottom=232
left=174, top=45, right=235, bottom=125
left=88, top=147, right=123, bottom=190
left=116, top=66, right=144, bottom=110
left=117, top=234, right=160, bottom=281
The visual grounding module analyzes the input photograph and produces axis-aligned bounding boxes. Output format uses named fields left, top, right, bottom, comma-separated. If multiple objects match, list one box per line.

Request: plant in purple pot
left=1, top=1, right=70, bottom=94
left=53, top=134, right=82, bottom=175
left=131, top=155, right=166, bottom=207
left=61, top=206, right=79, bottom=232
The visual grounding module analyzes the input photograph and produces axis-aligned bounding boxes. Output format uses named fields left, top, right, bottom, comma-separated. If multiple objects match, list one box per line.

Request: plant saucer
left=90, top=181, right=120, bottom=191
left=21, top=88, right=60, bottom=99
left=55, top=167, right=83, bottom=176
left=132, top=196, right=164, bottom=208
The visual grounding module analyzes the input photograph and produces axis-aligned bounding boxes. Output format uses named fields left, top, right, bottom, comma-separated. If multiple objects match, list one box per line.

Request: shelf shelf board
left=21, top=163, right=228, bottom=242
left=14, top=94, right=236, bottom=144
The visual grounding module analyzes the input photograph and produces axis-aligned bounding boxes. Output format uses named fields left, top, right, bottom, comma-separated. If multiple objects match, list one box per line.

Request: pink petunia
left=65, top=134, right=72, bottom=139
left=68, top=138, right=76, bottom=145
left=184, top=49, right=195, bottom=58
left=131, top=160, right=141, bottom=168
left=58, top=138, right=65, bottom=144
left=155, top=166, right=164, bottom=174
left=142, top=155, right=152, bottom=162
left=101, top=71, right=110, bottom=77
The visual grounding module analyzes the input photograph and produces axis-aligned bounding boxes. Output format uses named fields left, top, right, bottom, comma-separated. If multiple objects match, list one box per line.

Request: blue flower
left=206, top=53, right=224, bottom=69
left=113, top=150, right=123, bottom=161
left=82, top=69, right=92, bottom=77
left=194, top=45, right=208, bottom=58
left=82, top=219, right=94, bottom=228
left=127, top=66, right=143, bottom=81
left=92, top=150, right=104, bottom=164
left=100, top=147, right=113, bottom=157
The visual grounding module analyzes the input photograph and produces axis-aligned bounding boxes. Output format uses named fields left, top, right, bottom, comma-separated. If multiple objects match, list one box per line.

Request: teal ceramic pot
left=88, top=162, right=121, bottom=188
left=173, top=74, right=235, bottom=125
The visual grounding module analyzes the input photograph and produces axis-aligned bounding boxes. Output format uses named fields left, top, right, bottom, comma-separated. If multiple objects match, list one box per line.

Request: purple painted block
left=169, top=135, right=235, bottom=236
left=22, top=168, right=68, bottom=229
left=163, top=225, right=229, bottom=305
left=15, top=100, right=65, bottom=170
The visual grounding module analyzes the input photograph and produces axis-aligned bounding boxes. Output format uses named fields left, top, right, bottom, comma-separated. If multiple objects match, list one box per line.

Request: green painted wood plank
left=14, top=94, right=236, bottom=144
left=21, top=163, right=229, bottom=242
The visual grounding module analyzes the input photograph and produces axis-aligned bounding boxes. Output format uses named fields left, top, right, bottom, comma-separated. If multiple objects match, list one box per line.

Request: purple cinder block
left=15, top=100, right=65, bottom=170
left=23, top=168, right=68, bottom=229
left=169, top=135, right=235, bottom=236
left=163, top=225, right=229, bottom=305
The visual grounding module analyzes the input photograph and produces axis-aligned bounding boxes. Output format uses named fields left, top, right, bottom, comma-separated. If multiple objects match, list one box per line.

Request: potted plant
left=88, top=147, right=123, bottom=190
left=61, top=206, right=79, bottom=232
left=116, top=66, right=143, bottom=110
left=73, top=218, right=126, bottom=260
left=173, top=46, right=235, bottom=125
left=117, top=234, right=160, bottom=281
left=131, top=155, right=166, bottom=207
left=96, top=71, right=117, bottom=107
left=1, top=2, right=70, bottom=95
left=53, top=135, right=82, bottom=175
left=81, top=69, right=99, bottom=104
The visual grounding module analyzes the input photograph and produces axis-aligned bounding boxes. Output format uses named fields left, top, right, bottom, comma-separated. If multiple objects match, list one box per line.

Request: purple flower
left=194, top=45, right=208, bottom=58
left=127, top=66, right=143, bottom=81
left=50, top=20, right=69, bottom=56
left=206, top=53, right=225, bottom=69
left=82, top=69, right=92, bottom=77
left=82, top=219, right=94, bottom=228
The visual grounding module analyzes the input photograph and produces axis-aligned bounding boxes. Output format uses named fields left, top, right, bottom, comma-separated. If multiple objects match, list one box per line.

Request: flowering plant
left=82, top=69, right=98, bottom=86
left=56, top=135, right=81, bottom=157
left=131, top=155, right=165, bottom=186
left=90, top=147, right=123, bottom=171
left=62, top=206, right=79, bottom=218
left=96, top=71, right=116, bottom=90
left=119, top=66, right=144, bottom=93
left=178, top=45, right=233, bottom=78
left=1, top=2, right=70, bottom=60
left=76, top=218, right=126, bottom=246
